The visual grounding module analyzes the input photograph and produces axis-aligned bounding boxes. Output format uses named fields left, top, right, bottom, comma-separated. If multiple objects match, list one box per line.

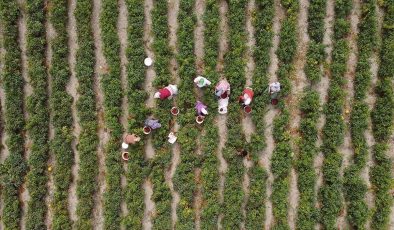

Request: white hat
left=144, top=57, right=153, bottom=66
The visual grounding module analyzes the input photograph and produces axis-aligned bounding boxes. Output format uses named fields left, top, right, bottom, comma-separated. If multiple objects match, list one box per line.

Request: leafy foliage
left=100, top=0, right=123, bottom=228
left=344, top=0, right=378, bottom=228
left=74, top=0, right=99, bottom=228
left=150, top=0, right=173, bottom=228
left=0, top=1, right=27, bottom=229
left=200, top=1, right=221, bottom=228
left=25, top=0, right=50, bottom=229
left=319, top=0, right=352, bottom=228
left=221, top=0, right=248, bottom=228
left=270, top=1, right=298, bottom=229
left=296, top=0, right=326, bottom=229
left=245, top=0, right=274, bottom=228
left=49, top=0, right=75, bottom=228
left=370, top=0, right=394, bottom=228
left=173, top=0, right=200, bottom=229
left=123, top=0, right=149, bottom=229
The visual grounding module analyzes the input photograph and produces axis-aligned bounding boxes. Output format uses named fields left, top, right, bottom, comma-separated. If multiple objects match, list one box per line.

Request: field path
left=261, top=0, right=284, bottom=228
left=66, top=0, right=80, bottom=223
left=216, top=1, right=229, bottom=228
left=166, top=0, right=181, bottom=228
left=17, top=0, right=31, bottom=228
left=337, top=0, right=361, bottom=227
left=0, top=9, right=7, bottom=230
left=314, top=2, right=334, bottom=227
left=92, top=0, right=108, bottom=228
left=240, top=0, right=256, bottom=228
left=117, top=0, right=129, bottom=222
left=44, top=3, right=57, bottom=227
left=194, top=0, right=205, bottom=228
left=143, top=0, right=156, bottom=228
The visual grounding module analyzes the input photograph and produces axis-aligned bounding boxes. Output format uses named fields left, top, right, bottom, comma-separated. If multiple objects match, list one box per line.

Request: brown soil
left=143, top=0, right=156, bottom=227
left=261, top=0, right=285, bottom=228
left=194, top=168, right=203, bottom=230
left=66, top=0, right=80, bottom=223
left=217, top=1, right=229, bottom=228
left=242, top=0, right=256, bottom=143
left=117, top=0, right=129, bottom=222
left=143, top=179, right=155, bottom=230
left=17, top=0, right=31, bottom=228
left=314, top=1, right=335, bottom=229
left=195, top=0, right=205, bottom=75
left=240, top=1, right=256, bottom=228
left=45, top=3, right=57, bottom=227
left=167, top=0, right=181, bottom=227
left=0, top=19, right=5, bottom=230
left=92, top=0, right=108, bottom=228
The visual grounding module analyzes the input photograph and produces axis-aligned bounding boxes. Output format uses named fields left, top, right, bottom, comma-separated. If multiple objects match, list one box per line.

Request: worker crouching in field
left=195, top=101, right=208, bottom=124
left=268, top=82, right=280, bottom=105
left=215, top=79, right=230, bottom=114
left=239, top=87, right=254, bottom=114
left=237, top=149, right=251, bottom=160
left=154, top=84, right=178, bottom=100
left=194, top=76, right=211, bottom=88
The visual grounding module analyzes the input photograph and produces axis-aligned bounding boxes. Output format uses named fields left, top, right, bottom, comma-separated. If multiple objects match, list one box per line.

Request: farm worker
left=215, top=79, right=230, bottom=99
left=239, top=87, right=254, bottom=106
left=194, top=76, right=211, bottom=88
left=236, top=149, right=250, bottom=160
left=268, top=82, right=280, bottom=99
left=144, top=119, right=161, bottom=130
left=123, top=134, right=141, bottom=145
left=195, top=101, right=208, bottom=116
left=154, top=84, right=178, bottom=100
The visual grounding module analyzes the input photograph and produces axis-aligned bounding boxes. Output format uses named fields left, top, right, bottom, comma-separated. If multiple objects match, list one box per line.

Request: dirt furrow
left=0, top=14, right=7, bottom=230
left=240, top=0, right=256, bottom=228
left=117, top=0, right=129, bottom=221
left=45, top=7, right=56, bottom=228
left=217, top=1, right=229, bottom=228
left=92, top=0, right=108, bottom=228
left=17, top=0, right=31, bottom=228
left=143, top=0, right=155, bottom=228
left=194, top=0, right=205, bottom=227
left=314, top=1, right=334, bottom=224
left=261, top=0, right=285, bottom=228
left=288, top=0, right=310, bottom=227
left=66, top=0, right=80, bottom=223
left=195, top=0, right=205, bottom=75
left=166, top=1, right=181, bottom=228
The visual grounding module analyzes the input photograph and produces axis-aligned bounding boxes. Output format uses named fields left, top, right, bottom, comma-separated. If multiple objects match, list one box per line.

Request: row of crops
left=0, top=0, right=393, bottom=229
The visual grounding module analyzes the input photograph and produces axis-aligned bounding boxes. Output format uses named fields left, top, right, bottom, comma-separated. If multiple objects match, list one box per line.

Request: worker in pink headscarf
left=215, top=79, right=230, bottom=99
left=239, top=87, right=254, bottom=106
left=154, top=84, right=178, bottom=100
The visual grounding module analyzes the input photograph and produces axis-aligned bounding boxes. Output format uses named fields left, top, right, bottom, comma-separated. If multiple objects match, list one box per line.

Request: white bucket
left=121, top=142, right=129, bottom=149
left=144, top=57, right=153, bottom=67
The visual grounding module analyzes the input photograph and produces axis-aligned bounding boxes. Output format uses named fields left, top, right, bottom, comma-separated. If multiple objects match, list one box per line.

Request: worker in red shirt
left=239, top=87, right=254, bottom=106
left=154, top=84, right=178, bottom=100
